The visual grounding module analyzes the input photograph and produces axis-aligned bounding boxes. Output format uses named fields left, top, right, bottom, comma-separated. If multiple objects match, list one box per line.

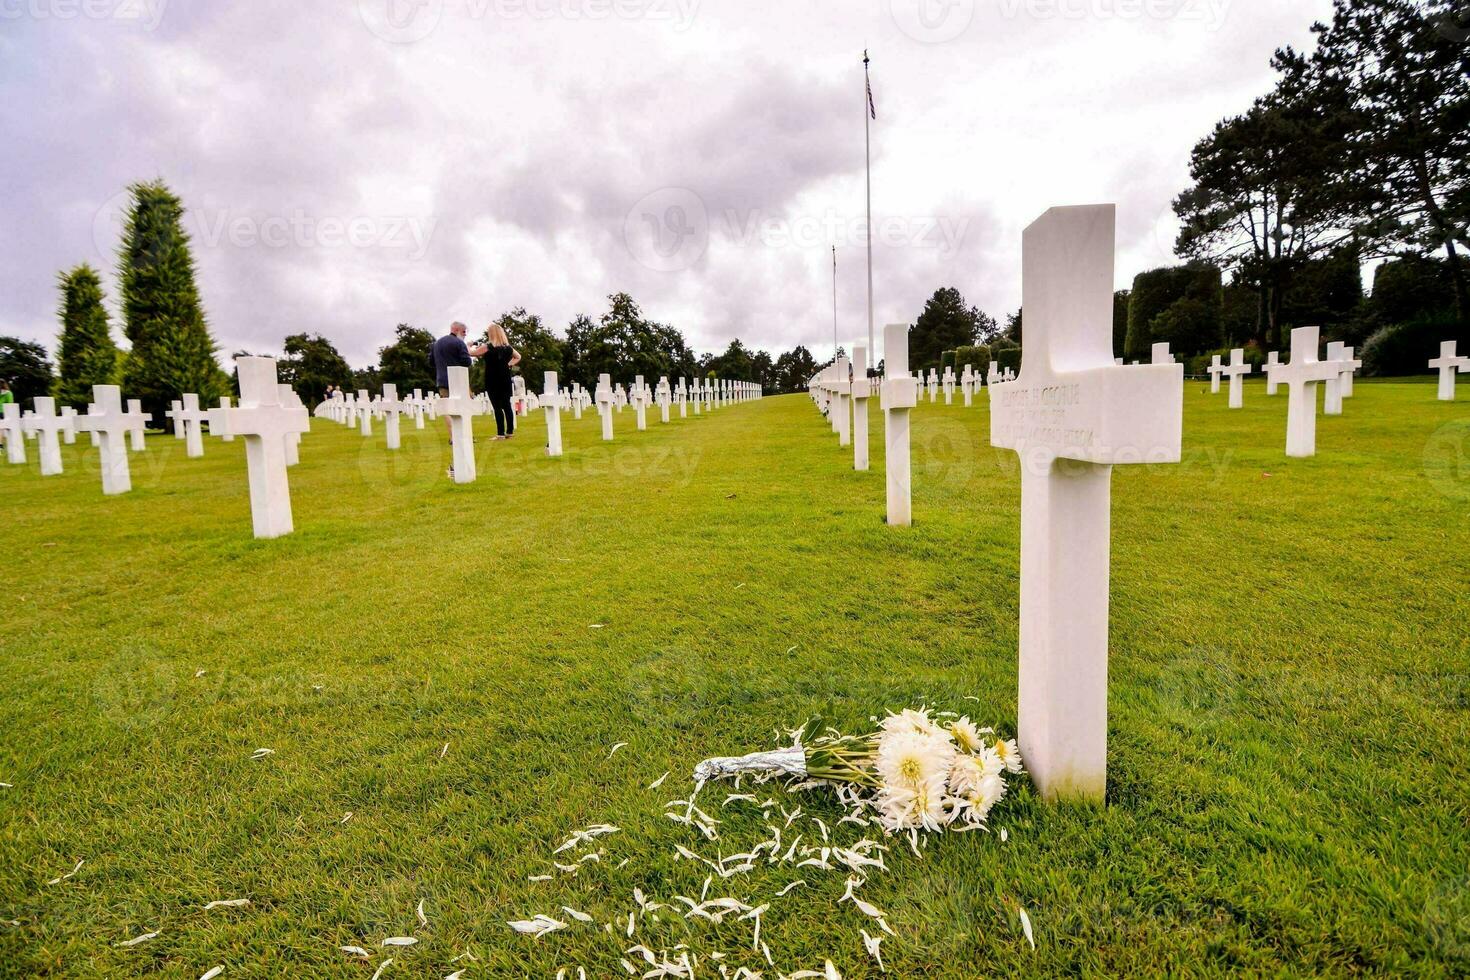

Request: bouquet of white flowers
left=693, top=707, right=1024, bottom=835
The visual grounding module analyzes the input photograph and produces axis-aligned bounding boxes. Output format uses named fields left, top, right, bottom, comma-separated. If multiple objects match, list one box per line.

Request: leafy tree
left=1368, top=255, right=1460, bottom=332
left=279, top=333, right=353, bottom=405
left=773, top=345, right=818, bottom=393
left=706, top=339, right=756, bottom=382
left=1173, top=56, right=1352, bottom=347
left=497, top=308, right=564, bottom=390
left=953, top=344, right=991, bottom=377
left=910, top=287, right=984, bottom=373
left=1125, top=264, right=1224, bottom=358
left=1279, top=247, right=1365, bottom=338
left=378, top=323, right=435, bottom=395
left=1112, top=291, right=1130, bottom=358
left=0, top=337, right=55, bottom=404
left=751, top=350, right=775, bottom=391
left=118, top=180, right=228, bottom=425
left=1302, top=0, right=1470, bottom=328
left=55, top=264, right=120, bottom=409
left=350, top=366, right=382, bottom=392
left=1004, top=308, right=1022, bottom=345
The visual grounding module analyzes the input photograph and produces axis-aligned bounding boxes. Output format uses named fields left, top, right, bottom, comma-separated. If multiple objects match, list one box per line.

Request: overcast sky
left=0, top=0, right=1334, bottom=368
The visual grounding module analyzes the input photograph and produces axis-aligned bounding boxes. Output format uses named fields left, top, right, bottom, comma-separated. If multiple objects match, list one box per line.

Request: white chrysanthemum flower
left=994, top=737, right=1024, bottom=774
left=977, top=743, right=1005, bottom=779
left=876, top=731, right=955, bottom=792
left=970, top=773, right=1007, bottom=820
left=876, top=781, right=950, bottom=833
left=948, top=754, right=985, bottom=798
left=879, top=708, right=946, bottom=740
left=948, top=717, right=986, bottom=755
left=875, top=730, right=955, bottom=833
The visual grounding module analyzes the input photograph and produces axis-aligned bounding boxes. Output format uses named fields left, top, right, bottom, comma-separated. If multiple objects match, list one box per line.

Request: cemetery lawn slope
left=1, top=381, right=1467, bottom=977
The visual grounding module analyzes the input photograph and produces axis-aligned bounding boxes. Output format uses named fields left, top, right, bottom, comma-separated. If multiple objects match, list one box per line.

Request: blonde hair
left=487, top=323, right=510, bottom=347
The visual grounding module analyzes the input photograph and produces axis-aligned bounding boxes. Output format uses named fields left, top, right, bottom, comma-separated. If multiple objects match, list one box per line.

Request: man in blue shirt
left=429, top=322, right=488, bottom=480
left=430, top=321, right=487, bottom=396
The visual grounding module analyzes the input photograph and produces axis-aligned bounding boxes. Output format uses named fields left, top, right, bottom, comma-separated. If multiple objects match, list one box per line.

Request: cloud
left=0, top=0, right=1333, bottom=369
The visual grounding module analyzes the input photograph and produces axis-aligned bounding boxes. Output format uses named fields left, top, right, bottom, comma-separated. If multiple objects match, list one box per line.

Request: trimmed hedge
left=1125, top=263, right=1223, bottom=360
left=996, top=346, right=1022, bottom=374
left=953, top=344, right=991, bottom=377
left=1361, top=315, right=1458, bottom=377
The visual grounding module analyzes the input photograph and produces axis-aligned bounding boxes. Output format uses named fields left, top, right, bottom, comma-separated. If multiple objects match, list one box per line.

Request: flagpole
left=832, top=246, right=838, bottom=361
left=863, top=50, right=875, bottom=369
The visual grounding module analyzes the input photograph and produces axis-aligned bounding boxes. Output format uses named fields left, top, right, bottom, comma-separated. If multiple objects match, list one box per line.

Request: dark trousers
left=490, top=389, right=514, bottom=436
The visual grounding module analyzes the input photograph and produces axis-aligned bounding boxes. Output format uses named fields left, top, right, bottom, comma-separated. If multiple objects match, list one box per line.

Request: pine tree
left=118, top=180, right=227, bottom=425
left=55, top=264, right=120, bottom=409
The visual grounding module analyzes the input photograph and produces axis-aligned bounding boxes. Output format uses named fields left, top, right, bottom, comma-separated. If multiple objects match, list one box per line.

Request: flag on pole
left=864, top=51, right=876, bottom=119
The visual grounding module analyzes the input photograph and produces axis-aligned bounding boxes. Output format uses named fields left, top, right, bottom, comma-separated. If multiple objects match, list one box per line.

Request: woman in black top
left=483, top=323, right=522, bottom=438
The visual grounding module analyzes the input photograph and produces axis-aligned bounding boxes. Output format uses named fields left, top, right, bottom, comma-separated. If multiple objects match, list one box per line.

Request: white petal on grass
left=439, top=743, right=450, bottom=759
left=199, top=967, right=225, bottom=980
left=341, top=812, right=354, bottom=825
left=45, top=859, right=84, bottom=886
left=381, top=937, right=417, bottom=947
left=1019, top=906, right=1036, bottom=949
left=560, top=906, right=594, bottom=923
left=607, top=743, right=628, bottom=759
left=416, top=900, right=428, bottom=929
left=195, top=670, right=206, bottom=678
left=775, top=880, right=807, bottom=897
left=445, top=972, right=466, bottom=980
left=0, top=783, right=11, bottom=789
left=340, top=946, right=371, bottom=958
left=648, top=772, right=670, bottom=790
left=202, top=899, right=250, bottom=911
left=369, top=959, right=394, bottom=980
left=528, top=875, right=554, bottom=882
left=250, top=748, right=274, bottom=761
left=589, top=624, right=605, bottom=629
left=999, top=828, right=1009, bottom=843
left=862, top=929, right=886, bottom=972
left=115, top=930, right=160, bottom=947
left=553, top=824, right=620, bottom=854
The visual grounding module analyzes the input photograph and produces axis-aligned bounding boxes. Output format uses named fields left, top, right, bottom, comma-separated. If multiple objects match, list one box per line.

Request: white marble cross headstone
left=75, top=385, right=133, bottom=494
left=960, top=365, right=975, bottom=407
left=1207, top=354, right=1224, bottom=393
left=658, top=377, right=672, bottom=424
left=1150, top=342, right=1173, bottom=365
left=544, top=371, right=564, bottom=457
left=1277, top=326, right=1341, bottom=458
left=634, top=375, right=648, bottom=431
left=679, top=377, right=689, bottom=419
left=880, top=324, right=918, bottom=526
left=439, top=367, right=477, bottom=483
left=61, top=406, right=78, bottom=445
left=1430, top=341, right=1466, bottom=401
left=179, top=393, right=208, bottom=458
left=1339, top=345, right=1362, bottom=399
left=166, top=399, right=185, bottom=439
left=1264, top=351, right=1280, bottom=395
left=215, top=397, right=235, bottom=442
left=411, top=388, right=427, bottom=428
left=381, top=383, right=404, bottom=450
left=0, top=403, right=25, bottom=464
left=852, top=344, right=871, bottom=471
left=1222, top=348, right=1253, bottom=409
left=277, top=385, right=303, bottom=466
left=24, top=397, right=67, bottom=475
left=989, top=204, right=1182, bottom=802
left=207, top=358, right=310, bottom=538
left=1323, top=342, right=1347, bottom=416
left=942, top=366, right=955, bottom=405
left=357, top=390, right=373, bottom=436
left=596, top=373, right=615, bottom=441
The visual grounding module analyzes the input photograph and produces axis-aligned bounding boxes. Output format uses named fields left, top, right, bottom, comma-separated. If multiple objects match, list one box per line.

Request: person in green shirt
left=0, top=382, right=13, bottom=408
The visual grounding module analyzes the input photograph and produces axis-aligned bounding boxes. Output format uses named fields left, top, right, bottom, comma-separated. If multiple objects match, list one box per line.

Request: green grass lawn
left=2, top=381, right=1468, bottom=978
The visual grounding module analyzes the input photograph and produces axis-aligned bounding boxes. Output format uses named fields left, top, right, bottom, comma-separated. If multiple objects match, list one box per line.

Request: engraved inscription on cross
left=989, top=204, right=1183, bottom=803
